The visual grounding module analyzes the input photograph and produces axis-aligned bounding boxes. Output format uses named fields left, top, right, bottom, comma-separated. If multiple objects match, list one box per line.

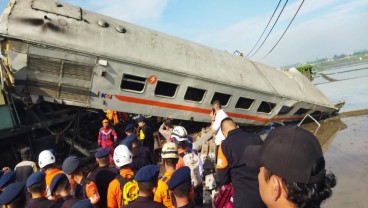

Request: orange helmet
left=102, top=119, right=109, bottom=123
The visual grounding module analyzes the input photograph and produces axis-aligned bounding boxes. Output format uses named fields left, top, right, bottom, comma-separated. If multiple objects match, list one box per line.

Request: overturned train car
left=0, top=0, right=344, bottom=130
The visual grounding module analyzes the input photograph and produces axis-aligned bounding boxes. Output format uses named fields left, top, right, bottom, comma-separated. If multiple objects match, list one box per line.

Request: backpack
left=213, top=183, right=234, bottom=208
left=116, top=174, right=139, bottom=207
left=179, top=151, right=202, bottom=187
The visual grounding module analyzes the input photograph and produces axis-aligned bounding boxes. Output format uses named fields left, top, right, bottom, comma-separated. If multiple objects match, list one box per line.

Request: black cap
left=243, top=126, right=325, bottom=184
left=0, top=171, right=16, bottom=189
left=168, top=166, right=191, bottom=190
left=125, top=124, right=135, bottom=132
left=26, top=171, right=45, bottom=188
left=95, top=147, right=110, bottom=158
left=62, top=156, right=80, bottom=174
left=0, top=183, right=24, bottom=205
left=135, top=165, right=160, bottom=182
left=50, top=173, right=69, bottom=196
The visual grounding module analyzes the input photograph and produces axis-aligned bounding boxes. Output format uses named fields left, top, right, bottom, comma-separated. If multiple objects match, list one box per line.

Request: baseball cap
left=135, top=165, right=160, bottom=183
left=62, top=156, right=80, bottom=174
left=26, top=171, right=45, bottom=188
left=168, top=166, right=191, bottom=190
left=243, top=126, right=326, bottom=184
left=95, top=147, right=110, bottom=158
left=0, top=183, right=24, bottom=205
left=136, top=116, right=145, bottom=123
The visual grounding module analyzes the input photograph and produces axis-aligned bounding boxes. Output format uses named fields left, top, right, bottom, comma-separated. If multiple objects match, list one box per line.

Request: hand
left=210, top=111, right=215, bottom=120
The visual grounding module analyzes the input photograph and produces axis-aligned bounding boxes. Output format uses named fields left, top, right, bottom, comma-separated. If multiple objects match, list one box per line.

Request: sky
left=0, top=0, right=367, bottom=67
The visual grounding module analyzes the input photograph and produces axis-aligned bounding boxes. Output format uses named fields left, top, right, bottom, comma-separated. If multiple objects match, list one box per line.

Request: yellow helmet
left=102, top=119, right=109, bottom=123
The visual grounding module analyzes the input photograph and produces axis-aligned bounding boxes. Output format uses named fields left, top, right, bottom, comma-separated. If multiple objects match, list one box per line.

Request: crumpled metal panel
left=26, top=55, right=93, bottom=104
left=31, top=0, right=82, bottom=20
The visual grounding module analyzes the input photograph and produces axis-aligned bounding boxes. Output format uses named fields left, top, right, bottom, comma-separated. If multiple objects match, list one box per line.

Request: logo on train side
left=98, top=91, right=113, bottom=99
left=148, top=75, right=158, bottom=85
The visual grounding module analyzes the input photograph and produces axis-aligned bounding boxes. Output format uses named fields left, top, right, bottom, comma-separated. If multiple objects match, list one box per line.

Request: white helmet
left=161, top=142, right=178, bottom=159
left=38, top=150, right=56, bottom=168
left=171, top=126, right=188, bottom=142
left=113, top=145, right=132, bottom=167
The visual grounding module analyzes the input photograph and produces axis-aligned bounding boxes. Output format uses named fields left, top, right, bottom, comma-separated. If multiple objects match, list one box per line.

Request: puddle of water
left=321, top=115, right=368, bottom=208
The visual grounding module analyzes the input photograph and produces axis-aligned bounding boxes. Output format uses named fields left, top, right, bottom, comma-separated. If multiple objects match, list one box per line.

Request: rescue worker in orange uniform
left=62, top=156, right=100, bottom=205
left=153, top=142, right=179, bottom=208
left=98, top=119, right=118, bottom=164
left=107, top=145, right=135, bottom=208
left=106, top=110, right=119, bottom=125
left=38, top=150, right=63, bottom=200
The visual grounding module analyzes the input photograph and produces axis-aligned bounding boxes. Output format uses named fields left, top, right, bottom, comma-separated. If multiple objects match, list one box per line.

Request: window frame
left=235, top=96, right=255, bottom=110
left=154, top=80, right=179, bottom=98
left=120, top=73, right=147, bottom=93
left=257, top=101, right=277, bottom=114
left=184, top=86, right=207, bottom=103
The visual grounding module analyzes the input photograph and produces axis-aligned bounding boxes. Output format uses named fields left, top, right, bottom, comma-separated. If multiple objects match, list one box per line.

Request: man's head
left=125, top=124, right=135, bottom=135
left=220, top=118, right=237, bottom=138
left=168, top=166, right=192, bottom=200
left=102, top=119, right=109, bottom=128
left=243, top=126, right=336, bottom=208
left=50, top=173, right=70, bottom=197
left=62, top=156, right=80, bottom=175
left=0, top=171, right=16, bottom=191
left=161, top=142, right=179, bottom=168
left=211, top=100, right=222, bottom=110
left=136, top=116, right=145, bottom=127
left=135, top=165, right=160, bottom=197
left=113, top=145, right=132, bottom=168
left=0, top=183, right=26, bottom=208
left=171, top=126, right=188, bottom=149
left=38, top=150, right=56, bottom=170
left=164, top=118, right=173, bottom=129
left=95, top=147, right=110, bottom=166
left=26, top=171, right=46, bottom=195
left=20, top=147, right=31, bottom=161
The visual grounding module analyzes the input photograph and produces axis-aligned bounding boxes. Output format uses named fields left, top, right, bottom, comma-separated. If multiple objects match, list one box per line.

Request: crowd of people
left=0, top=101, right=337, bottom=208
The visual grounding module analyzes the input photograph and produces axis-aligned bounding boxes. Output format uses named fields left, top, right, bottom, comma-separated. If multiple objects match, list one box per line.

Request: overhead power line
left=248, top=0, right=289, bottom=59
left=245, top=0, right=282, bottom=58
left=263, top=0, right=305, bottom=58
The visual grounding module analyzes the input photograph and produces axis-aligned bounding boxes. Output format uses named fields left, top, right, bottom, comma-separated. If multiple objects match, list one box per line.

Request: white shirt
left=212, top=109, right=228, bottom=145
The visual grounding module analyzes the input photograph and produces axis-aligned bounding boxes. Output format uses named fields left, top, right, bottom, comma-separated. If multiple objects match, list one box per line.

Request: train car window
left=155, top=81, right=178, bottom=98
left=235, top=97, right=254, bottom=110
left=310, top=110, right=324, bottom=118
left=211, top=92, right=232, bottom=106
left=120, top=74, right=146, bottom=92
left=294, top=108, right=309, bottom=115
left=277, top=105, right=293, bottom=115
left=184, top=87, right=206, bottom=102
left=257, top=101, right=276, bottom=113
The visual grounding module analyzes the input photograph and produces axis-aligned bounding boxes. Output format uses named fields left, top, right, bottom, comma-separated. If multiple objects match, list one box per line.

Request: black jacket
left=216, top=128, right=266, bottom=208
left=88, top=166, right=118, bottom=208
left=52, top=195, right=80, bottom=208
left=125, top=196, right=166, bottom=208
left=25, top=197, right=55, bottom=208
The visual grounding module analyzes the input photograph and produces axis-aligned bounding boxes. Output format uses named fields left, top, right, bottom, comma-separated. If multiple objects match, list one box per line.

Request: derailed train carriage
left=0, top=0, right=343, bottom=166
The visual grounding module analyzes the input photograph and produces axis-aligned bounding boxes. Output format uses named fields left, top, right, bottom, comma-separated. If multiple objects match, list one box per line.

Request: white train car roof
left=0, top=0, right=334, bottom=109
